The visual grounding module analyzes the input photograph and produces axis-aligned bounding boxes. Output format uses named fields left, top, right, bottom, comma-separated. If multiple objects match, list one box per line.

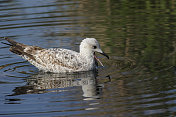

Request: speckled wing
left=24, top=47, right=84, bottom=72
left=5, top=38, right=85, bottom=72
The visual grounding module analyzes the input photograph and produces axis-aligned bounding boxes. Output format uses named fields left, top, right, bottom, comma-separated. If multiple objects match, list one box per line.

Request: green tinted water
left=0, top=0, right=176, bottom=116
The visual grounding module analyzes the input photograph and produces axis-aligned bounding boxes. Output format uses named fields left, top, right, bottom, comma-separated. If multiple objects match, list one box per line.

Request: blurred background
left=0, top=0, right=176, bottom=116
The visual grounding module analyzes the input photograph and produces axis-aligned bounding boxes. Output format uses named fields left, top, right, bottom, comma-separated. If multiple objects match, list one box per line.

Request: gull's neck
left=80, top=49, right=95, bottom=70
left=80, top=48, right=94, bottom=60
left=79, top=40, right=95, bottom=69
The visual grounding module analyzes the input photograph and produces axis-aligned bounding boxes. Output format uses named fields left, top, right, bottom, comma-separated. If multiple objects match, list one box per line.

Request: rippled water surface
left=0, top=0, right=176, bottom=117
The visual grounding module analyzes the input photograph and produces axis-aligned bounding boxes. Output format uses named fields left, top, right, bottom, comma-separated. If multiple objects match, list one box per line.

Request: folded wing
left=5, top=38, right=83, bottom=72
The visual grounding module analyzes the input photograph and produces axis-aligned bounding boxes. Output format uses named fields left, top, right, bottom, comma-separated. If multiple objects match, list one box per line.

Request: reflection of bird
left=3, top=37, right=109, bottom=73
left=11, top=71, right=101, bottom=98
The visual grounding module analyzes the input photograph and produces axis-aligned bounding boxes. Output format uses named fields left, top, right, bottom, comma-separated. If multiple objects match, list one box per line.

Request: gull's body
left=4, top=38, right=109, bottom=73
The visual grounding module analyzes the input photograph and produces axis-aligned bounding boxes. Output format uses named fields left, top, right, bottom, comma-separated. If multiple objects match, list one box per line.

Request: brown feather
left=5, top=37, right=43, bottom=62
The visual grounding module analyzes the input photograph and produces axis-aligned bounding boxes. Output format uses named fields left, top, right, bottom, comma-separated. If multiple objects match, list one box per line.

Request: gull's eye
left=93, top=46, right=97, bottom=49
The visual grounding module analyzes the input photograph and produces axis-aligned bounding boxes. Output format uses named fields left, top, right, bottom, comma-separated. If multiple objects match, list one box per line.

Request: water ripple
left=0, top=0, right=176, bottom=116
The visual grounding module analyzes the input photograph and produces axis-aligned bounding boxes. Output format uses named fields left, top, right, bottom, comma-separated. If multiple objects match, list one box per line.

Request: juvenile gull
left=3, top=37, right=109, bottom=73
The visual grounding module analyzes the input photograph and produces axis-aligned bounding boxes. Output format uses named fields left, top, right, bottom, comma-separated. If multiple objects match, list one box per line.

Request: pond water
left=0, top=0, right=176, bottom=117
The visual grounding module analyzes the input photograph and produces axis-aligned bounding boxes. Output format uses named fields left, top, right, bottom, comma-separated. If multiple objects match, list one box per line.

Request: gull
left=3, top=37, right=109, bottom=73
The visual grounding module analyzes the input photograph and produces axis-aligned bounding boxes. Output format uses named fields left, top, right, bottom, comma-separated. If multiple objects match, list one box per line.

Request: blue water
left=0, top=0, right=176, bottom=117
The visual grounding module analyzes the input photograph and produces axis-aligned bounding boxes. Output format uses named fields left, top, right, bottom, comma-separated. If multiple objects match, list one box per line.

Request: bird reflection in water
left=10, top=71, right=109, bottom=100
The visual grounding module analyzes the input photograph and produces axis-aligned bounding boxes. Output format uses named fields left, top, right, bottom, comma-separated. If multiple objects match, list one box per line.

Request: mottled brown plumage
left=5, top=37, right=43, bottom=62
left=4, top=37, right=109, bottom=73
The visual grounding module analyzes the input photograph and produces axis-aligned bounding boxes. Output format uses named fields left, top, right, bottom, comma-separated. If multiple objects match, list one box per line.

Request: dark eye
left=93, top=46, right=97, bottom=49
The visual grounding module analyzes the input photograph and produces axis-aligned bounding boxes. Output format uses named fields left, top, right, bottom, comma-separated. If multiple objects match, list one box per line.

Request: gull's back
left=4, top=38, right=94, bottom=73
left=27, top=48, right=85, bottom=73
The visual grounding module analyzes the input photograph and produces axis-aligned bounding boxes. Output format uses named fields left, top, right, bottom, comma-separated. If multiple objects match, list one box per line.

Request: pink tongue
left=94, top=55, right=104, bottom=67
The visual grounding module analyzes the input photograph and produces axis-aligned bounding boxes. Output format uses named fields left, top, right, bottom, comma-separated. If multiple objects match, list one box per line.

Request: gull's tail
left=2, top=37, right=44, bottom=63
left=2, top=37, right=27, bottom=56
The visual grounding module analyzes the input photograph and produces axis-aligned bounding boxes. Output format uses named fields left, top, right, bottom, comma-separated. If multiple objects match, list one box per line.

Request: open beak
left=100, top=52, right=109, bottom=59
left=94, top=49, right=109, bottom=67
left=95, top=49, right=109, bottom=59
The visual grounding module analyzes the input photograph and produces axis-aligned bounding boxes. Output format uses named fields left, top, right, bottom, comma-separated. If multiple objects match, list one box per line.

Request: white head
left=80, top=38, right=109, bottom=59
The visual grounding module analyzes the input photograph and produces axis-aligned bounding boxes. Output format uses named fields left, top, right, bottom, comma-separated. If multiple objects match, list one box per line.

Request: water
left=0, top=0, right=176, bottom=116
